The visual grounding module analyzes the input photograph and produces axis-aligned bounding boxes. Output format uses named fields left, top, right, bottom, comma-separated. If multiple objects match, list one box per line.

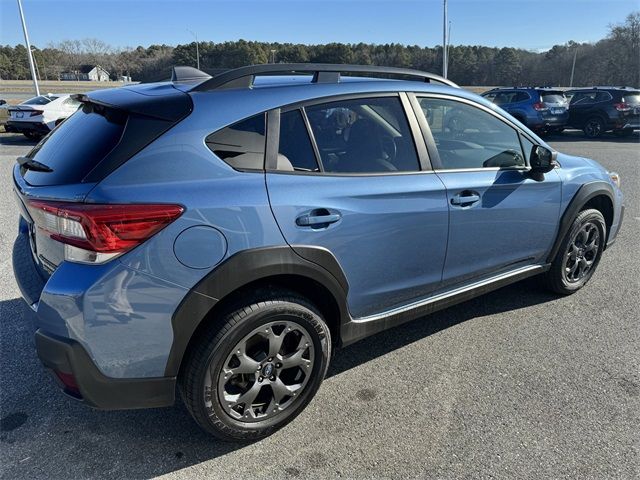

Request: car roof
left=566, top=86, right=639, bottom=92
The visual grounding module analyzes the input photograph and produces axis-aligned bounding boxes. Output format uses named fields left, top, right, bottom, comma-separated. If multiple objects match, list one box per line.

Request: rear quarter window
left=205, top=113, right=266, bottom=171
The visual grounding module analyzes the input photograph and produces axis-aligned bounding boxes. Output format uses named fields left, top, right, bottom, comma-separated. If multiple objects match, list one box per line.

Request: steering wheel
left=380, top=135, right=398, bottom=163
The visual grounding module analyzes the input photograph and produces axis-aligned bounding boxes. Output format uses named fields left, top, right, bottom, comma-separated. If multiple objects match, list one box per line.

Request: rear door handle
left=296, top=209, right=341, bottom=227
left=450, top=191, right=481, bottom=206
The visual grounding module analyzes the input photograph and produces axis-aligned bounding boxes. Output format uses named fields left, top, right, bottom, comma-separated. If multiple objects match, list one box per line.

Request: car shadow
left=0, top=277, right=560, bottom=479
left=0, top=132, right=37, bottom=147
left=327, top=277, right=558, bottom=377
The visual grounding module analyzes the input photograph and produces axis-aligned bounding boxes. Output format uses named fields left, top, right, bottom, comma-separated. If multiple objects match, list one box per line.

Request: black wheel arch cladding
left=165, top=245, right=350, bottom=377
left=546, top=180, right=615, bottom=264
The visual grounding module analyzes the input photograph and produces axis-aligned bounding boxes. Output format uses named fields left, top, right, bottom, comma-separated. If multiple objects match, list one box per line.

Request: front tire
left=544, top=209, right=606, bottom=295
left=179, top=290, right=331, bottom=441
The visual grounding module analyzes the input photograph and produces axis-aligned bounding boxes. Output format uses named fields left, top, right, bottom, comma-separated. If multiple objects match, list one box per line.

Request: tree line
left=1, top=12, right=637, bottom=87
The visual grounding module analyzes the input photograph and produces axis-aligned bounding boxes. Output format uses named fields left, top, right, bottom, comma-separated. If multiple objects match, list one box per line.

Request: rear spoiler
left=71, top=83, right=192, bottom=122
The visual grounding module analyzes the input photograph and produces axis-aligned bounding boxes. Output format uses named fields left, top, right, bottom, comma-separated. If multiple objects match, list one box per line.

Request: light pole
left=569, top=47, right=578, bottom=87
left=188, top=29, right=200, bottom=70
left=442, top=0, right=448, bottom=79
left=30, top=46, right=41, bottom=81
left=17, top=0, right=40, bottom=95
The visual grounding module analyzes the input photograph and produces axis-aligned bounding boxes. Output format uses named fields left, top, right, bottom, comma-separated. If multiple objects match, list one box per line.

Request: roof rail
left=190, top=63, right=458, bottom=92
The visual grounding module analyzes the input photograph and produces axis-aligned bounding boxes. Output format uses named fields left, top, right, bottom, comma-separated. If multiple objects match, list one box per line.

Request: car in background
left=565, top=87, right=640, bottom=138
left=481, top=87, right=569, bottom=134
left=0, top=99, right=8, bottom=128
left=4, top=94, right=81, bottom=140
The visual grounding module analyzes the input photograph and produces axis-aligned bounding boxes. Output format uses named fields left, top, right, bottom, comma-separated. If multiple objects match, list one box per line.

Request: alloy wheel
left=584, top=119, right=602, bottom=138
left=209, top=320, right=316, bottom=423
left=564, top=221, right=600, bottom=283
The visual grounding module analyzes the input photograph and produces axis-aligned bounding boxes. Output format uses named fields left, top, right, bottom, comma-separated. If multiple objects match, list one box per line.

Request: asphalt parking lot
left=0, top=131, right=638, bottom=479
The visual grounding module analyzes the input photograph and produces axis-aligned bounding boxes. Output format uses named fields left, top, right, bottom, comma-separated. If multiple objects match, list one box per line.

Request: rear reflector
left=54, top=370, right=81, bottom=397
left=26, top=200, right=184, bottom=264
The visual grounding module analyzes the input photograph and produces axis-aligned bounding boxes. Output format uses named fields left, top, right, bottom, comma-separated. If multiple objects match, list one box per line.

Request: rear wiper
left=17, top=156, right=53, bottom=173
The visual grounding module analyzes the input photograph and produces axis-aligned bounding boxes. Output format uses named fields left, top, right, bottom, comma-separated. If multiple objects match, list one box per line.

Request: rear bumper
left=531, top=115, right=569, bottom=129
left=35, top=329, right=176, bottom=410
left=5, top=120, right=50, bottom=134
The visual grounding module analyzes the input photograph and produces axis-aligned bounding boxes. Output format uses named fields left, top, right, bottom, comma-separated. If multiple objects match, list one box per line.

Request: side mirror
left=529, top=145, right=557, bottom=174
left=0, top=99, right=6, bottom=106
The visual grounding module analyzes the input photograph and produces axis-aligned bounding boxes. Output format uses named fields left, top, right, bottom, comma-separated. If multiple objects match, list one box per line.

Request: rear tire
left=544, top=209, right=606, bottom=295
left=179, top=289, right=331, bottom=442
left=583, top=117, right=605, bottom=138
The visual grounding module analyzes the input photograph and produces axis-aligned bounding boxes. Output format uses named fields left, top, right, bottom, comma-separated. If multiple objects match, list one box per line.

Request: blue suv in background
left=481, top=87, right=569, bottom=134
left=13, top=64, right=623, bottom=441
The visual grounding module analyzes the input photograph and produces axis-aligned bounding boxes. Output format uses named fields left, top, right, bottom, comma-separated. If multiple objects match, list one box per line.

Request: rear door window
left=595, top=92, right=612, bottom=102
left=513, top=92, right=530, bottom=102
left=570, top=92, right=594, bottom=105
left=277, top=110, right=319, bottom=172
left=304, top=97, right=420, bottom=173
left=23, top=106, right=126, bottom=186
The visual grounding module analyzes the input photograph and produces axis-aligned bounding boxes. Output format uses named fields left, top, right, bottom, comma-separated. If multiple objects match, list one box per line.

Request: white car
left=5, top=94, right=81, bottom=139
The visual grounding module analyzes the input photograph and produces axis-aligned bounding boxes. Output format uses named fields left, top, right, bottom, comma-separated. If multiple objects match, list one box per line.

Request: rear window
left=23, top=106, right=126, bottom=186
left=622, top=93, right=640, bottom=105
left=22, top=95, right=56, bottom=106
left=540, top=92, right=566, bottom=104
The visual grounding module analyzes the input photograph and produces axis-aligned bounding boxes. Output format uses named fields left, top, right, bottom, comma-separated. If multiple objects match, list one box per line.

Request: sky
left=1, top=0, right=638, bottom=52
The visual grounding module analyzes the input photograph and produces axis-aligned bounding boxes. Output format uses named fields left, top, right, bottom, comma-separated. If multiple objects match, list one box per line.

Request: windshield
left=22, top=95, right=57, bottom=106
left=622, top=93, right=640, bottom=105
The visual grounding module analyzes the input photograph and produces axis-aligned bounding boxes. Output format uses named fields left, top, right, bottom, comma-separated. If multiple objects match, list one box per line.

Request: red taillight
left=533, top=102, right=548, bottom=112
left=26, top=200, right=184, bottom=263
left=614, top=102, right=631, bottom=112
left=29, top=110, right=44, bottom=117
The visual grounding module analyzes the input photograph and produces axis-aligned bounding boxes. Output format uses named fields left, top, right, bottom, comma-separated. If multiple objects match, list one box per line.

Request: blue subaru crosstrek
left=12, top=64, right=624, bottom=441
left=481, top=87, right=569, bottom=134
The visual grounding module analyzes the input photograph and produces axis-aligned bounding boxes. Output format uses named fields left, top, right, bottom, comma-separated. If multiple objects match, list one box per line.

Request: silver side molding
left=352, top=264, right=546, bottom=324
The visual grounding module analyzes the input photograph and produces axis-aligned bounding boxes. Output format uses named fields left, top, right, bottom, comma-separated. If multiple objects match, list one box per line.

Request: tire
left=613, top=128, right=634, bottom=137
left=583, top=117, right=605, bottom=138
left=179, top=289, right=332, bottom=441
left=544, top=209, right=606, bottom=295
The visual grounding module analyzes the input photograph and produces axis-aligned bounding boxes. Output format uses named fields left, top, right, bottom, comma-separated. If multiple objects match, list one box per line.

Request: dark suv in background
left=481, top=87, right=569, bottom=134
left=566, top=87, right=640, bottom=138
